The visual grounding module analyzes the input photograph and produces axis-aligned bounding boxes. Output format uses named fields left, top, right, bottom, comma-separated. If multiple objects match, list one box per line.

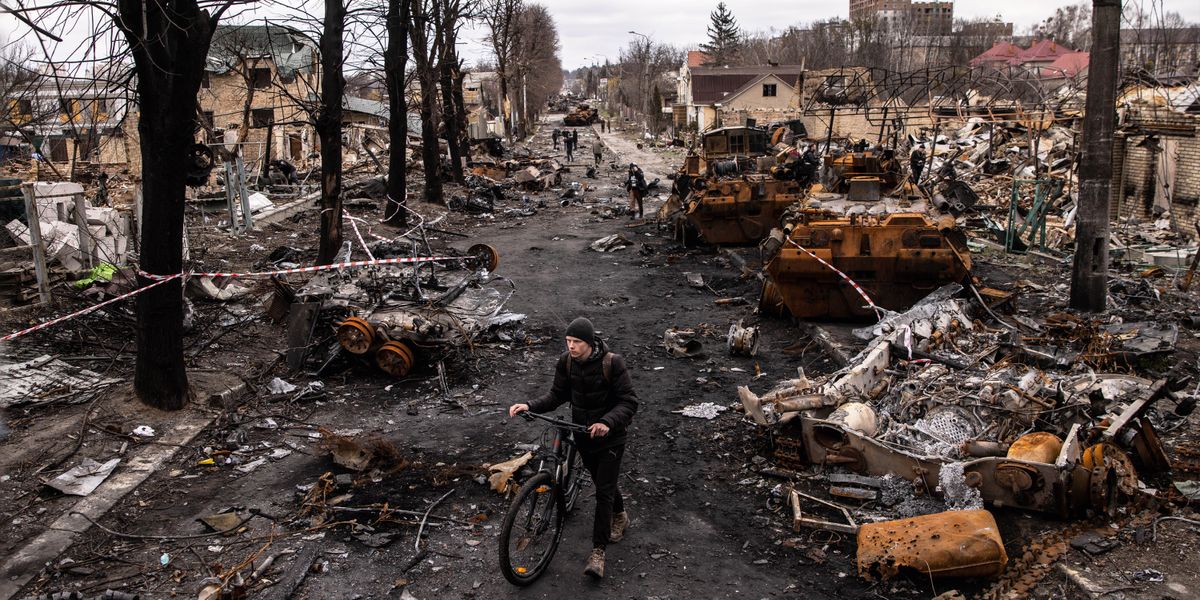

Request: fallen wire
left=1152, top=516, right=1200, bottom=542
left=416, top=489, right=456, bottom=552
left=69, top=511, right=255, bottom=540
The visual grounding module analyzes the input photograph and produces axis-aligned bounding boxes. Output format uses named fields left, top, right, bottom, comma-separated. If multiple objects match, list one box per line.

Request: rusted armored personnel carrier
left=760, top=211, right=971, bottom=320
left=670, top=126, right=810, bottom=245
left=563, top=104, right=599, bottom=126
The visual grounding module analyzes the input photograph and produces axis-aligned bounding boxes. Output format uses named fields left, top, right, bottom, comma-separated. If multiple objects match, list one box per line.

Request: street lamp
left=628, top=31, right=652, bottom=133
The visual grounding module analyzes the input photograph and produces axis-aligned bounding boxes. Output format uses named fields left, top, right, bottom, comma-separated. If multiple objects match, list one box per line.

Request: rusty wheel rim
left=337, top=317, right=375, bottom=355
left=376, top=340, right=416, bottom=378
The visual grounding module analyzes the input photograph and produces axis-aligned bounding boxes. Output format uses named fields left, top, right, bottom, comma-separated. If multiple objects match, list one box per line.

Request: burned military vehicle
left=667, top=125, right=811, bottom=246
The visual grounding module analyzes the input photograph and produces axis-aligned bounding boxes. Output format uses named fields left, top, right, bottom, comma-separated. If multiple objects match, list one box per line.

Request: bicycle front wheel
left=498, top=471, right=565, bottom=586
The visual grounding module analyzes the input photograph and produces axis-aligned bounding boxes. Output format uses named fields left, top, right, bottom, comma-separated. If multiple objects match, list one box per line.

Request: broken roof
left=207, top=24, right=316, bottom=78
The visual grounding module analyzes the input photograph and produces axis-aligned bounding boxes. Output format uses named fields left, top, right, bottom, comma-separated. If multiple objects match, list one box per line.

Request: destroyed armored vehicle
left=293, top=243, right=522, bottom=379
left=668, top=125, right=809, bottom=246
left=563, top=104, right=599, bottom=126
left=759, top=211, right=972, bottom=319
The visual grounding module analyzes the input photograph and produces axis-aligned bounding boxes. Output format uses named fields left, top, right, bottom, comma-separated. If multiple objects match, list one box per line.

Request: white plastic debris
left=679, top=402, right=728, bottom=420
left=131, top=425, right=156, bottom=437
left=267, top=377, right=297, bottom=395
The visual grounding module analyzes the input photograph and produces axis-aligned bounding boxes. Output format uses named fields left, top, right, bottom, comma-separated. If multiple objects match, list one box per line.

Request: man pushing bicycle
left=508, top=316, right=639, bottom=579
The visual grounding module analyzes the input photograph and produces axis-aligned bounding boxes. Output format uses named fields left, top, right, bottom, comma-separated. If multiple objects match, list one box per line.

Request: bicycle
left=498, top=411, right=590, bottom=585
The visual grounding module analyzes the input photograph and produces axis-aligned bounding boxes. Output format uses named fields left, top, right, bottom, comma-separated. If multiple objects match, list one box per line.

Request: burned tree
left=315, top=0, right=347, bottom=264
left=116, top=0, right=226, bottom=409
left=434, top=0, right=472, bottom=183
left=409, top=0, right=443, bottom=205
left=383, top=0, right=412, bottom=225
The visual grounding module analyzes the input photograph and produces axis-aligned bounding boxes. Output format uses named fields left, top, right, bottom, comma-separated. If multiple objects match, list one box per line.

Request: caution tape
left=785, top=238, right=884, bottom=320
left=1, top=273, right=182, bottom=342
left=138, top=254, right=464, bottom=281
left=4, top=255, right=467, bottom=343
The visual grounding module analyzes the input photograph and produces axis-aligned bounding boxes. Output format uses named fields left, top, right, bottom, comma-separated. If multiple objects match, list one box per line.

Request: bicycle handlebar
left=519, top=410, right=590, bottom=432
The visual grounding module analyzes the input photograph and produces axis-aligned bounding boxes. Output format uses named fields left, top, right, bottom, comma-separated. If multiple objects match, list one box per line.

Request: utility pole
left=630, top=30, right=651, bottom=132
left=1069, top=0, right=1121, bottom=312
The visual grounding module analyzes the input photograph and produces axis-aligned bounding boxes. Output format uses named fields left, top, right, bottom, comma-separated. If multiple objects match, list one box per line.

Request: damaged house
left=0, top=63, right=138, bottom=176
left=199, top=24, right=321, bottom=167
left=674, top=60, right=806, bottom=131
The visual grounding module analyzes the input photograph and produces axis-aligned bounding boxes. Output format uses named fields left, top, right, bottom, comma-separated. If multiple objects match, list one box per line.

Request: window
left=252, top=68, right=271, bottom=89
left=762, top=84, right=777, bottom=97
left=201, top=72, right=211, bottom=89
left=251, top=108, right=274, bottom=128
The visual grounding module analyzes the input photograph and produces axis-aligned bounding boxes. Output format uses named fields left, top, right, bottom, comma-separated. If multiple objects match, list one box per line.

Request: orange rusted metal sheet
left=857, top=509, right=1008, bottom=581
left=763, top=212, right=971, bottom=319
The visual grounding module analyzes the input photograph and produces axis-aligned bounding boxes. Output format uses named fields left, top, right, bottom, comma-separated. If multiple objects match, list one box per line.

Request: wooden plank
left=285, top=302, right=321, bottom=371
left=20, top=186, right=50, bottom=304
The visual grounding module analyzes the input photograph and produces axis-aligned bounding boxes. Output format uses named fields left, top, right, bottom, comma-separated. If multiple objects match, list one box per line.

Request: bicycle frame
left=521, top=412, right=587, bottom=508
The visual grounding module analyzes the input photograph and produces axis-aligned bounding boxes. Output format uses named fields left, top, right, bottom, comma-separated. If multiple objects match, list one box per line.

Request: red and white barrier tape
left=785, top=238, right=884, bottom=320
left=139, top=254, right=463, bottom=281
left=4, top=255, right=465, bottom=342
left=1, top=273, right=182, bottom=342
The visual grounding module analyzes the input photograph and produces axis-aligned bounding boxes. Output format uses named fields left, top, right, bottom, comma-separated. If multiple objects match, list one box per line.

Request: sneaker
left=584, top=547, right=605, bottom=579
left=609, top=511, right=629, bottom=543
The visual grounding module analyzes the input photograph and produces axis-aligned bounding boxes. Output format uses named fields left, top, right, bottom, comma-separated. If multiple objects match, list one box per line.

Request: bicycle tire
left=562, top=448, right=584, bottom=512
left=498, top=471, right=564, bottom=585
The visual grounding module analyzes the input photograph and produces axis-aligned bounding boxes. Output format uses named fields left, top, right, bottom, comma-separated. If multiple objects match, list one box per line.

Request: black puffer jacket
left=528, top=339, right=638, bottom=451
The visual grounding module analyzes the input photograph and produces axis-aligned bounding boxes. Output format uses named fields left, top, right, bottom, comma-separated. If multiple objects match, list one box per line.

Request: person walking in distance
left=592, top=139, right=604, bottom=166
left=565, top=130, right=576, bottom=162
left=508, top=317, right=638, bottom=579
left=625, top=163, right=647, bottom=219
left=552, top=128, right=561, bottom=150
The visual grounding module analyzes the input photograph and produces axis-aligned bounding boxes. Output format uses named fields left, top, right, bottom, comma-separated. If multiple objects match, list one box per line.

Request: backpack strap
left=565, top=351, right=614, bottom=384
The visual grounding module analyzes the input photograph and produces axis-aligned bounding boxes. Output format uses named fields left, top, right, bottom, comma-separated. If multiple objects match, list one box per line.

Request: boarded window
left=252, top=68, right=271, bottom=89
left=49, top=138, right=68, bottom=162
left=251, top=108, right=274, bottom=128
left=762, top=84, right=777, bottom=97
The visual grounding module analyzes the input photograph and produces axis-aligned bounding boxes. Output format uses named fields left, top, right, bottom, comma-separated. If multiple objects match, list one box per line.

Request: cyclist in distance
left=508, top=316, right=639, bottom=579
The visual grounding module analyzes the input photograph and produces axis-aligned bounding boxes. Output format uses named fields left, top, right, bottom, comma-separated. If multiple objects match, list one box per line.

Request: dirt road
left=1, top=116, right=872, bottom=599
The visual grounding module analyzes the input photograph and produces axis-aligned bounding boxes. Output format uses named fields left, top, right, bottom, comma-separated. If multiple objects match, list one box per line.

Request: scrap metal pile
left=285, top=241, right=522, bottom=379
left=740, top=283, right=1192, bottom=583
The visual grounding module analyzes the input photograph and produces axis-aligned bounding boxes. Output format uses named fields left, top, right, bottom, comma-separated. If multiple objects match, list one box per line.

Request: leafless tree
left=409, top=0, right=443, bottom=205
left=616, top=38, right=679, bottom=127
left=382, top=0, right=412, bottom=225
left=509, top=2, right=561, bottom=132
left=482, top=0, right=522, bottom=141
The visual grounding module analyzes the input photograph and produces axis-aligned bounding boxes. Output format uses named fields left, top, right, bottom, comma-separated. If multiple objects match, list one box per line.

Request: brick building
left=199, top=24, right=321, bottom=167
left=1109, top=95, right=1200, bottom=236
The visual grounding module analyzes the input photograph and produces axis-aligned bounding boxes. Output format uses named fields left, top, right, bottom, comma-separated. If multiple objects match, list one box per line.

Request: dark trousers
left=579, top=444, right=624, bottom=548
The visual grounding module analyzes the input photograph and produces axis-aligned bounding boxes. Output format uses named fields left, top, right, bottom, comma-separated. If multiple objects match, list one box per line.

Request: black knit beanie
left=565, top=317, right=595, bottom=348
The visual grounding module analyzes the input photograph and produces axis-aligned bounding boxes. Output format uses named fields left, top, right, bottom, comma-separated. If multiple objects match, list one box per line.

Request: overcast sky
left=462, top=0, right=1200, bottom=69
left=3, top=0, right=1199, bottom=72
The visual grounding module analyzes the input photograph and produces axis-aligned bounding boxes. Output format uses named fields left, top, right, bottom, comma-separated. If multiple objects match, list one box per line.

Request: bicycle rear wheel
left=498, top=471, right=564, bottom=585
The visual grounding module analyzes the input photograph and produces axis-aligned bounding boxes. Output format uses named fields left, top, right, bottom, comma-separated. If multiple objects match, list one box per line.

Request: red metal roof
left=1040, top=51, right=1090, bottom=78
left=687, top=51, right=710, bottom=68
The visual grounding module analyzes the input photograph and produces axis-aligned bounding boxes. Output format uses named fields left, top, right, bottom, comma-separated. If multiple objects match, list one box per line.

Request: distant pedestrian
left=625, top=163, right=647, bottom=219
left=592, top=140, right=603, bottom=166
left=571, top=130, right=579, bottom=149
left=600, top=119, right=606, bottom=133
left=552, top=129, right=561, bottom=150
left=565, top=134, right=575, bottom=162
